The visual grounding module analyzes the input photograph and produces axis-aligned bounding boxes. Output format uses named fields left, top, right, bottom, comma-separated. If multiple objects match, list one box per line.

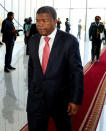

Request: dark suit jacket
left=1, top=18, right=16, bottom=43
left=65, top=21, right=71, bottom=32
left=27, top=29, right=84, bottom=113
left=29, top=23, right=38, bottom=37
left=89, top=22, right=105, bottom=41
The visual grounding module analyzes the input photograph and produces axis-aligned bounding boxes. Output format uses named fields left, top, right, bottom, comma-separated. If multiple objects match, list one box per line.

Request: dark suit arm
left=1, top=21, right=6, bottom=33
left=67, top=37, right=84, bottom=105
left=104, top=29, right=106, bottom=38
left=28, top=38, right=34, bottom=90
left=89, top=24, right=93, bottom=39
left=1, top=20, right=12, bottom=35
left=28, top=56, right=33, bottom=90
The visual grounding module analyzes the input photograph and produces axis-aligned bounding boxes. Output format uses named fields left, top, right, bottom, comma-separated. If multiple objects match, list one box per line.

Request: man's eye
left=36, top=20, right=39, bottom=22
left=43, top=20, right=49, bottom=22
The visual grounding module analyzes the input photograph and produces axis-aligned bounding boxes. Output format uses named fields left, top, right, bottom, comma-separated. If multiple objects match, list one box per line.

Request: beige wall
left=0, top=17, right=3, bottom=27
left=0, top=17, right=3, bottom=36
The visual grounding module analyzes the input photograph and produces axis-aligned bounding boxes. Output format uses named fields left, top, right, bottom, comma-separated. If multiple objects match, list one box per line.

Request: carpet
left=20, top=49, right=106, bottom=131
left=74, top=49, right=106, bottom=131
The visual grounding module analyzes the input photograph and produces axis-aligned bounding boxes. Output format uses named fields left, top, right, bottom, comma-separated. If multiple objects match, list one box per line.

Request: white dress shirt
left=38, top=28, right=57, bottom=65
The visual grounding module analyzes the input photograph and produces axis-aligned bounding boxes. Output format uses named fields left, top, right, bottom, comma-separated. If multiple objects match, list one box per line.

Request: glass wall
left=0, top=0, right=106, bottom=30
left=0, top=0, right=106, bottom=65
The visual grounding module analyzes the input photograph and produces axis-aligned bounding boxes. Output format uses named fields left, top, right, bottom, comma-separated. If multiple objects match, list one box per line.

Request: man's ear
left=54, top=19, right=58, bottom=25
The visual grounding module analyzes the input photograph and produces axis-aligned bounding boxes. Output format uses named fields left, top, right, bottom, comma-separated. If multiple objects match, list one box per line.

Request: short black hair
left=36, top=6, right=57, bottom=19
left=7, top=12, right=14, bottom=17
left=66, top=18, right=69, bottom=21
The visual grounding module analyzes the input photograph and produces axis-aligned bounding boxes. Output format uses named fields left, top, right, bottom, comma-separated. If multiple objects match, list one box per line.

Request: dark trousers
left=5, top=41, right=14, bottom=68
left=27, top=102, right=72, bottom=131
left=91, top=39, right=102, bottom=61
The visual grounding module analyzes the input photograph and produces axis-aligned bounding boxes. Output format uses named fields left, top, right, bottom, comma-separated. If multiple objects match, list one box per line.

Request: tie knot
left=44, top=37, right=51, bottom=43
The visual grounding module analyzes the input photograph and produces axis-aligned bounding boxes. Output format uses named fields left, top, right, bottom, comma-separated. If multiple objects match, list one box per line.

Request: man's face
left=95, top=19, right=100, bottom=24
left=36, top=13, right=57, bottom=36
left=9, top=15, right=14, bottom=20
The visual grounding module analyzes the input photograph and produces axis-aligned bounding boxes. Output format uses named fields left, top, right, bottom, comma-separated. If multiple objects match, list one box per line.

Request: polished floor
left=0, top=37, right=28, bottom=131
left=0, top=36, right=105, bottom=131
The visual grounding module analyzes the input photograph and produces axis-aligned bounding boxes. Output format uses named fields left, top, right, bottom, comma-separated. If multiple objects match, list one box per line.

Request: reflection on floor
left=0, top=36, right=105, bottom=131
left=0, top=37, right=28, bottom=131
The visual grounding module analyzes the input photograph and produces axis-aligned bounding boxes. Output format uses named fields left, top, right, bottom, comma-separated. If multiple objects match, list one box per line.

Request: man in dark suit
left=65, top=18, right=71, bottom=33
left=27, top=6, right=84, bottom=131
left=89, top=16, right=105, bottom=63
left=57, top=18, right=62, bottom=29
left=1, top=12, right=17, bottom=72
left=29, top=23, right=38, bottom=37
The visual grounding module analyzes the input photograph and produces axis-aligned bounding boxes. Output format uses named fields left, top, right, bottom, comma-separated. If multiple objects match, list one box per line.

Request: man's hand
left=12, top=29, right=18, bottom=35
left=67, top=102, right=79, bottom=116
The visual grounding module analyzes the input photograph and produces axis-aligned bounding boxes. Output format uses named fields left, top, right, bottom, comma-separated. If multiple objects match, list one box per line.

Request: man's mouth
left=38, top=28, right=45, bottom=31
left=38, top=29, right=46, bottom=34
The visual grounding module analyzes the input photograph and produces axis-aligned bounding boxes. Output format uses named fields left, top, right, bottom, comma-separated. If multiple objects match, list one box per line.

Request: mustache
left=37, top=28, right=46, bottom=31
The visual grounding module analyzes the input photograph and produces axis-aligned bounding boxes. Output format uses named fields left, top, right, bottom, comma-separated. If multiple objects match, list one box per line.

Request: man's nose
left=38, top=21, right=44, bottom=27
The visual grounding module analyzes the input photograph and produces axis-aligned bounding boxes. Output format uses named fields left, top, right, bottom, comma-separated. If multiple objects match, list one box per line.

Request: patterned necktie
left=42, top=37, right=51, bottom=74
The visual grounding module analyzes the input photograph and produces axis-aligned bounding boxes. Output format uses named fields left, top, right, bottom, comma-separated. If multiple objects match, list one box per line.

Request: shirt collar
left=95, top=22, right=100, bottom=26
left=42, top=28, right=57, bottom=39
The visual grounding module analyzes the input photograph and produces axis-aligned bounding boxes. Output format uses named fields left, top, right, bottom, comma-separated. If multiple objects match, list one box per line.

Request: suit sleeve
left=1, top=20, right=6, bottom=33
left=28, top=38, right=34, bottom=90
left=28, top=56, right=33, bottom=90
left=1, top=20, right=12, bottom=35
left=104, top=29, right=106, bottom=38
left=89, top=24, right=93, bottom=39
left=67, top=36, right=84, bottom=105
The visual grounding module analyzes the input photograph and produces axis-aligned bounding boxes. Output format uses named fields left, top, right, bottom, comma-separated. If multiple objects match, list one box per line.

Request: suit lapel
left=45, top=30, right=61, bottom=76
left=33, top=34, right=44, bottom=77
left=34, top=30, right=62, bottom=77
